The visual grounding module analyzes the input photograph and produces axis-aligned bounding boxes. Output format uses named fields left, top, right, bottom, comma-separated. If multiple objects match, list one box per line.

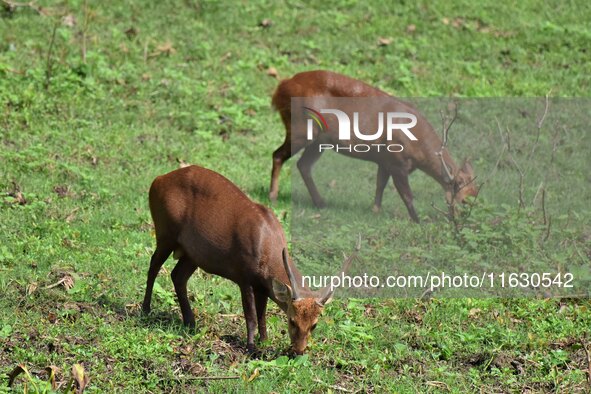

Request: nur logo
left=304, top=107, right=329, bottom=137
left=303, top=106, right=419, bottom=153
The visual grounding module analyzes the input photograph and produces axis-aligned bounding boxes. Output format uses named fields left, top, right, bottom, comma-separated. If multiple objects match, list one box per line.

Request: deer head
left=452, top=158, right=477, bottom=203
left=441, top=158, right=478, bottom=205
left=272, top=245, right=358, bottom=355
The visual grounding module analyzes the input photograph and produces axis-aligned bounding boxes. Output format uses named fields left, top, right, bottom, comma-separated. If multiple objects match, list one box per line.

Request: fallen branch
left=313, top=378, right=359, bottom=393
left=44, top=275, right=74, bottom=290
left=44, top=277, right=68, bottom=289
left=166, top=375, right=241, bottom=381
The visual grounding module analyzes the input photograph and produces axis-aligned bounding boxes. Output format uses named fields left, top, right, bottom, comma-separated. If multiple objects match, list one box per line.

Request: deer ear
left=461, top=158, right=474, bottom=175
left=316, top=291, right=334, bottom=306
left=272, top=279, right=292, bottom=303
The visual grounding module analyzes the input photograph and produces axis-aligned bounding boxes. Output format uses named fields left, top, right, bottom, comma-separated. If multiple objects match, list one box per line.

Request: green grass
left=1, top=0, right=590, bottom=392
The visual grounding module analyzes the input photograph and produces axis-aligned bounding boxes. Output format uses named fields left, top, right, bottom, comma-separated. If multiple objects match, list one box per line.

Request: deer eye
left=289, top=318, right=296, bottom=326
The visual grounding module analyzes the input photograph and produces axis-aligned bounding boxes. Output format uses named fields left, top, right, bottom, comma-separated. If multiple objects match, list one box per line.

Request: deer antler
left=317, top=235, right=362, bottom=306
left=282, top=248, right=301, bottom=300
left=436, top=103, right=458, bottom=183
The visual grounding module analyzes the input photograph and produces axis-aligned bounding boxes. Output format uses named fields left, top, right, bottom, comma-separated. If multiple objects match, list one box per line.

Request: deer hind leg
left=142, top=243, right=173, bottom=315
left=269, top=124, right=310, bottom=203
left=391, top=170, right=420, bottom=223
left=297, top=142, right=326, bottom=208
left=269, top=136, right=292, bottom=202
left=170, top=257, right=198, bottom=327
left=372, top=164, right=390, bottom=213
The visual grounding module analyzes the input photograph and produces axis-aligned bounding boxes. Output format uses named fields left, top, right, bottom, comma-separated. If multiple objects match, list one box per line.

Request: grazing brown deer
left=269, top=70, right=477, bottom=222
left=142, top=165, right=358, bottom=354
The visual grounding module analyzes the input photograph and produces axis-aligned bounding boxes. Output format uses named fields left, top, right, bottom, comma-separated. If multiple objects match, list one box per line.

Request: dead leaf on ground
left=63, top=302, right=81, bottom=313
left=54, top=185, right=71, bottom=198
left=150, top=41, right=176, bottom=57
left=259, top=19, right=272, bottom=28
left=45, top=274, right=75, bottom=291
left=7, top=364, right=31, bottom=387
left=177, top=158, right=190, bottom=168
left=71, top=363, right=90, bottom=393
left=443, top=17, right=466, bottom=29
left=190, top=363, right=206, bottom=375
left=27, top=282, right=38, bottom=296
left=364, top=304, right=377, bottom=318
left=246, top=368, right=260, bottom=382
left=125, top=303, right=141, bottom=313
left=65, top=207, right=79, bottom=223
left=451, top=18, right=464, bottom=28
left=406, top=24, right=416, bottom=33
left=468, top=308, right=482, bottom=319
left=62, top=14, right=76, bottom=27
left=13, top=191, right=26, bottom=205
left=266, top=67, right=278, bottom=78
left=125, top=26, right=138, bottom=38
left=48, top=311, right=58, bottom=323
left=7, top=181, right=27, bottom=205
left=220, top=52, right=232, bottom=63
left=179, top=344, right=193, bottom=356
left=378, top=37, right=392, bottom=46
left=45, top=366, right=59, bottom=390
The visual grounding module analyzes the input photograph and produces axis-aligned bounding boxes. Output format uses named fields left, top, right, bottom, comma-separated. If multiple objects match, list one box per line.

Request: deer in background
left=268, top=70, right=477, bottom=223
left=142, top=165, right=358, bottom=355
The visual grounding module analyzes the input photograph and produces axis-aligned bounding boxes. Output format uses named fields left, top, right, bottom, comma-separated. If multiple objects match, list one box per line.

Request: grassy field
left=1, top=0, right=590, bottom=392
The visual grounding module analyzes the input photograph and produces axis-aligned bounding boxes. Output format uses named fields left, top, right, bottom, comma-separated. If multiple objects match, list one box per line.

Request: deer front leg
left=254, top=287, right=268, bottom=341
left=240, top=285, right=258, bottom=353
left=391, top=170, right=420, bottom=223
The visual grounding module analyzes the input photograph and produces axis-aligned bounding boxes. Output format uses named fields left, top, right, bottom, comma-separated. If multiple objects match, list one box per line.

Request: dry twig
left=313, top=378, right=359, bottom=393
left=44, top=22, right=59, bottom=90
